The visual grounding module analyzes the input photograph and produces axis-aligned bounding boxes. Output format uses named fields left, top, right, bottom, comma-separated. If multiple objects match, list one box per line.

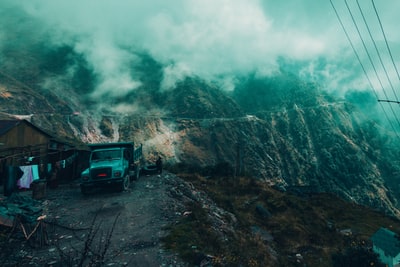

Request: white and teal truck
left=80, top=142, right=142, bottom=194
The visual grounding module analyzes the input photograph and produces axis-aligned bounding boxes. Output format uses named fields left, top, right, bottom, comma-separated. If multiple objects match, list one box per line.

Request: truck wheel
left=134, top=166, right=140, bottom=180
left=119, top=174, right=130, bottom=192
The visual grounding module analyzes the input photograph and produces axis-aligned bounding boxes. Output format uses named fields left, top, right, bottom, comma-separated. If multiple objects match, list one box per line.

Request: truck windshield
left=91, top=150, right=121, bottom=161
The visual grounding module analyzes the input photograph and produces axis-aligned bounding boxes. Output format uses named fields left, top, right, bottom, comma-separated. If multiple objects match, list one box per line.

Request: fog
left=1, top=0, right=400, bottom=102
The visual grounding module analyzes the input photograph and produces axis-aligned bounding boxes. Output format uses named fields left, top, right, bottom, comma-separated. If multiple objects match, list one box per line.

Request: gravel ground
left=1, top=172, right=189, bottom=267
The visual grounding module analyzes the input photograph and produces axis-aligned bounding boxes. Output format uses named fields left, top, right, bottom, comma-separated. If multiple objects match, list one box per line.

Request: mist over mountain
left=1, top=38, right=400, bottom=218
left=1, top=0, right=400, bottom=218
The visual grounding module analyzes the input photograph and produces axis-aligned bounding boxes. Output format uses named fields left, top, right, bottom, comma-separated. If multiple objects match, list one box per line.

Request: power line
left=371, top=0, right=400, bottom=84
left=378, top=100, right=400, bottom=105
left=344, top=0, right=390, bottom=101
left=344, top=0, right=400, bottom=130
left=329, top=0, right=400, bottom=138
left=356, top=0, right=399, bottom=102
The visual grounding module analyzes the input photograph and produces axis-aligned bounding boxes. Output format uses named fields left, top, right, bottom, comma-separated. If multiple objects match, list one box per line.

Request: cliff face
left=173, top=79, right=400, bottom=216
left=230, top=74, right=400, bottom=215
left=1, top=49, right=400, bottom=216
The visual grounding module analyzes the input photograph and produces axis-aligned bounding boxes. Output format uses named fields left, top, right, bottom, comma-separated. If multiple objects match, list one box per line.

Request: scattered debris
left=0, top=193, right=43, bottom=228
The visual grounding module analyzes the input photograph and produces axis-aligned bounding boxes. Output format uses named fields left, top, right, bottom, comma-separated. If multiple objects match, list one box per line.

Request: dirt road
left=4, top=173, right=188, bottom=266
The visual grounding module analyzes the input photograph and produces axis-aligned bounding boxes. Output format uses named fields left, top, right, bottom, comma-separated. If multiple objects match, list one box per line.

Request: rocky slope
left=1, top=47, right=400, bottom=217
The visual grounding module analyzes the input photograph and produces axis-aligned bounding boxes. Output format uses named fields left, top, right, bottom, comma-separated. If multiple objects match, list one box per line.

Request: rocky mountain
left=1, top=45, right=400, bottom=218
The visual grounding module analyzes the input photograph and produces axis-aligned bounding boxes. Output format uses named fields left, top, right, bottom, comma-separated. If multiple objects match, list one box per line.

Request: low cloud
left=0, top=0, right=399, bottom=97
left=160, top=62, right=192, bottom=91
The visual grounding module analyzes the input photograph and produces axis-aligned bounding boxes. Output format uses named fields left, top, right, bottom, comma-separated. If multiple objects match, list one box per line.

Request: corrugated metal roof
left=371, top=227, right=400, bottom=257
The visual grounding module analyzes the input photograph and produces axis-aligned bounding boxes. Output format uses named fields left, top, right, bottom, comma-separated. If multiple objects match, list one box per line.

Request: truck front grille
left=91, top=167, right=112, bottom=180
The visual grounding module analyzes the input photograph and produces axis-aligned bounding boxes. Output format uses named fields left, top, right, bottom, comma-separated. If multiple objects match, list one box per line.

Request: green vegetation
left=163, top=169, right=400, bottom=266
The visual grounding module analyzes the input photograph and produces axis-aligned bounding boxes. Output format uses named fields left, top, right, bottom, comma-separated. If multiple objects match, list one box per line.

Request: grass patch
left=164, top=171, right=400, bottom=266
left=162, top=201, right=222, bottom=265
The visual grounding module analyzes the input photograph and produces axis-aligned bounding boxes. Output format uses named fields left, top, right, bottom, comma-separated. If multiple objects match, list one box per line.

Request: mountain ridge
left=1, top=49, right=400, bottom=217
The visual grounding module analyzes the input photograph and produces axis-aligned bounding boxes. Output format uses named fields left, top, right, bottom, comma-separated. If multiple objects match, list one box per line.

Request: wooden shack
left=0, top=119, right=54, bottom=165
left=0, top=119, right=84, bottom=188
left=0, top=119, right=77, bottom=165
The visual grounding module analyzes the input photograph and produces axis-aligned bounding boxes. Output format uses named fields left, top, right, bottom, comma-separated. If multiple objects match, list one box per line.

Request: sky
left=1, top=0, right=400, bottom=100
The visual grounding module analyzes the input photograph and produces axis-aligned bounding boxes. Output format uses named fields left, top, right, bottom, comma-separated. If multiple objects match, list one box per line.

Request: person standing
left=156, top=156, right=163, bottom=174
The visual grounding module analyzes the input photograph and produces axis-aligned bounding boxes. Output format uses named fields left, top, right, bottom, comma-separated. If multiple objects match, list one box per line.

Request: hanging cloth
left=17, top=166, right=33, bottom=189
left=31, top=165, right=40, bottom=181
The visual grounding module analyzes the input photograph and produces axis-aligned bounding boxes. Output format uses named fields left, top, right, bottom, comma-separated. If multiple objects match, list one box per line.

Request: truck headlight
left=114, top=171, right=122, bottom=177
left=82, top=175, right=89, bottom=181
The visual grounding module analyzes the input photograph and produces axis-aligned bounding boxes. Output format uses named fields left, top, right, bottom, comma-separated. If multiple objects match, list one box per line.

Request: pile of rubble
left=0, top=193, right=43, bottom=226
left=0, top=192, right=48, bottom=247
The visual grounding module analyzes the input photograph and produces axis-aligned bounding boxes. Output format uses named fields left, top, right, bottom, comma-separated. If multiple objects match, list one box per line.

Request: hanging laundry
left=31, top=165, right=40, bottom=181
left=17, top=166, right=33, bottom=189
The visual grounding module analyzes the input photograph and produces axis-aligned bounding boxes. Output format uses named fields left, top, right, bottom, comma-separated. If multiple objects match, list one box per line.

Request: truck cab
left=80, top=142, right=142, bottom=194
